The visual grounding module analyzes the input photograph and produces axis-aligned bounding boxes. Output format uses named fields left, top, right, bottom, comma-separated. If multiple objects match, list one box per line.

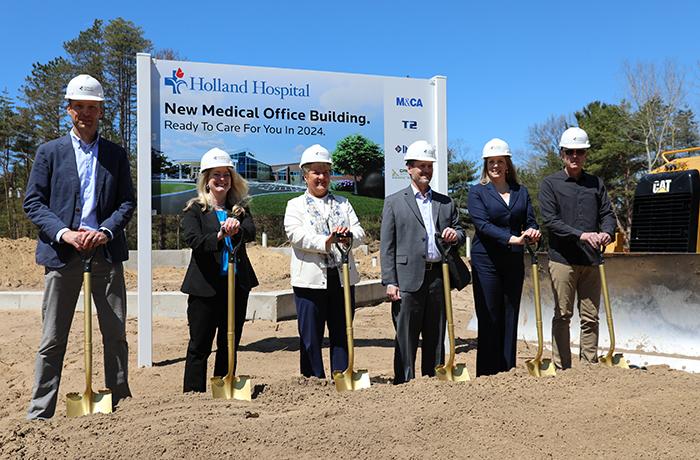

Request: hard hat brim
left=482, top=152, right=512, bottom=158
left=404, top=155, right=437, bottom=162
left=65, top=95, right=105, bottom=102
left=559, top=143, right=591, bottom=149
left=299, top=159, right=333, bottom=168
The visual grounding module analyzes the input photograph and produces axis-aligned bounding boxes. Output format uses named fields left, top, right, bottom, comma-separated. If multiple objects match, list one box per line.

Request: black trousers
left=392, top=264, right=446, bottom=384
left=471, top=251, right=524, bottom=376
left=183, top=281, right=249, bottom=393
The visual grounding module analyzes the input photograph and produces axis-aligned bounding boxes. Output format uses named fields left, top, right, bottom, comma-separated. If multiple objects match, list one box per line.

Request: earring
left=205, top=184, right=210, bottom=192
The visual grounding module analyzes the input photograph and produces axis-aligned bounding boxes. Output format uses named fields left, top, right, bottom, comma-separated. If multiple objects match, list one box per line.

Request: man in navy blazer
left=381, top=140, right=465, bottom=384
left=23, top=74, right=135, bottom=419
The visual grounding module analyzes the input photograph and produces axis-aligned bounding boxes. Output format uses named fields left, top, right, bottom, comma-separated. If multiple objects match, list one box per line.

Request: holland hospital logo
left=164, top=67, right=311, bottom=99
left=164, top=68, right=187, bottom=94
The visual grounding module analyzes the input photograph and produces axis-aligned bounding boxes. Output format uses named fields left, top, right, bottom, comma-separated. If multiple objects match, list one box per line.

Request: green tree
left=63, top=19, right=118, bottom=143
left=670, top=108, right=700, bottom=149
left=332, top=134, right=384, bottom=194
left=103, top=18, right=153, bottom=154
left=447, top=141, right=477, bottom=230
left=12, top=107, right=39, bottom=186
left=520, top=114, right=571, bottom=214
left=576, top=101, right=646, bottom=238
left=0, top=90, right=17, bottom=237
left=21, top=57, right=73, bottom=143
left=64, top=19, right=107, bottom=85
left=152, top=147, right=177, bottom=176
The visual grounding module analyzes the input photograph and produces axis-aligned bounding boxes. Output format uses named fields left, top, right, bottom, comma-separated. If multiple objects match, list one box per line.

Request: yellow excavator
left=518, top=147, right=700, bottom=373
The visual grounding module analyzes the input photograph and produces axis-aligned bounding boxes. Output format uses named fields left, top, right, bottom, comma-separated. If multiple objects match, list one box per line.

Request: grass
left=249, top=191, right=384, bottom=216
left=152, top=181, right=197, bottom=194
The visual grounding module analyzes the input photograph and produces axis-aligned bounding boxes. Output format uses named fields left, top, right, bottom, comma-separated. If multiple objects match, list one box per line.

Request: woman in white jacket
left=284, top=144, right=365, bottom=378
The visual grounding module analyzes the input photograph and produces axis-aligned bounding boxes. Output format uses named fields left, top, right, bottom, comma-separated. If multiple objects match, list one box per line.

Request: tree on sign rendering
left=332, top=134, right=384, bottom=195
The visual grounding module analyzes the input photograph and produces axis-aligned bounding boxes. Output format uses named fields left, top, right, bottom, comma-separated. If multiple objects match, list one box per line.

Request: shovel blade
left=526, top=358, right=556, bottom=378
left=435, top=363, right=470, bottom=382
left=599, top=353, right=630, bottom=369
left=66, top=390, right=112, bottom=417
left=211, top=375, right=252, bottom=401
left=333, top=369, right=371, bottom=392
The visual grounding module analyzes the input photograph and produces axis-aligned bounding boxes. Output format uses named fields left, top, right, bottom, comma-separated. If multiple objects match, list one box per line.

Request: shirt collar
left=305, top=190, right=332, bottom=203
left=410, top=183, right=432, bottom=200
left=70, top=129, right=100, bottom=152
left=562, top=168, right=587, bottom=182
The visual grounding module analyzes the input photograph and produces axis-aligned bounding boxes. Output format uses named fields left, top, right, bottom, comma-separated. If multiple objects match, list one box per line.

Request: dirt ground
left=1, top=238, right=700, bottom=458
left=0, top=238, right=381, bottom=292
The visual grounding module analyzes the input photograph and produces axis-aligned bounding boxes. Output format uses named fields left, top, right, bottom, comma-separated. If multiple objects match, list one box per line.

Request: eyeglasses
left=563, top=149, right=587, bottom=157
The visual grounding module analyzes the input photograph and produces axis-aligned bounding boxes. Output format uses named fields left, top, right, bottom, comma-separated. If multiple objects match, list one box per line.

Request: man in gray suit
left=381, top=140, right=465, bottom=384
left=23, top=74, right=135, bottom=419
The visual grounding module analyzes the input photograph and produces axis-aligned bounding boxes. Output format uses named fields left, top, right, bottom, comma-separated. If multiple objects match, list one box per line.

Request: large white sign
left=136, top=54, right=447, bottom=366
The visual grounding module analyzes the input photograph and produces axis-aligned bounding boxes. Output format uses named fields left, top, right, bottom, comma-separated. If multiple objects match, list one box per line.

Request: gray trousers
left=27, top=249, right=131, bottom=419
left=392, top=265, right=446, bottom=384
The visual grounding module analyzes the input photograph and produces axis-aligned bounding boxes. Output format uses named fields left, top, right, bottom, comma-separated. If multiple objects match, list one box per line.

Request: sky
left=2, top=0, right=700, bottom=163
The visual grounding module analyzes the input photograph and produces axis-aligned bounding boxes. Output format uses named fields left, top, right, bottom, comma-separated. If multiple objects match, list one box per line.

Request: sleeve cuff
left=99, top=227, right=114, bottom=241
left=56, top=228, right=69, bottom=243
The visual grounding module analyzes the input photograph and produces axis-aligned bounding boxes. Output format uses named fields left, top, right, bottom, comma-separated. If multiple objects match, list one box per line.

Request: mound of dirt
left=2, top=237, right=699, bottom=457
left=0, top=238, right=382, bottom=292
left=1, top=302, right=699, bottom=458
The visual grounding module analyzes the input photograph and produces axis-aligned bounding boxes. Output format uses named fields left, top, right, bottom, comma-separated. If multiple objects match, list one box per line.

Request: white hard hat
left=559, top=127, right=590, bottom=149
left=200, top=148, right=234, bottom=172
left=299, top=144, right=332, bottom=168
left=65, top=74, right=104, bottom=101
left=482, top=138, right=512, bottom=158
left=404, top=140, right=437, bottom=162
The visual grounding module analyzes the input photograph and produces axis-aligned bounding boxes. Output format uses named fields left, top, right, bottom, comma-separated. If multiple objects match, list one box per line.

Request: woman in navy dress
left=468, top=138, right=541, bottom=376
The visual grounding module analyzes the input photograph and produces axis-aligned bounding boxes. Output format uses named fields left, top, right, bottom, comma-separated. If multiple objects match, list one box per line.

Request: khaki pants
left=548, top=261, right=601, bottom=369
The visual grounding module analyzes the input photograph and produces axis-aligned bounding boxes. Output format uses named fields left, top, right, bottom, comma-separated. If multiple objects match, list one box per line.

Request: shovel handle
left=80, top=249, right=97, bottom=273
left=81, top=252, right=95, bottom=396
left=597, top=246, right=606, bottom=265
left=434, top=233, right=454, bottom=263
left=333, top=232, right=354, bottom=265
left=434, top=233, right=458, bottom=367
left=524, top=237, right=542, bottom=265
left=224, top=233, right=245, bottom=264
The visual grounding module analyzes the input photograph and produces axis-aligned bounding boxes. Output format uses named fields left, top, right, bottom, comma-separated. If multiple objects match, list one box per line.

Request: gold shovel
left=434, top=235, right=470, bottom=382
left=524, top=240, right=555, bottom=378
left=597, top=249, right=629, bottom=369
left=332, top=232, right=371, bottom=392
left=66, top=251, right=113, bottom=417
left=211, top=235, right=252, bottom=400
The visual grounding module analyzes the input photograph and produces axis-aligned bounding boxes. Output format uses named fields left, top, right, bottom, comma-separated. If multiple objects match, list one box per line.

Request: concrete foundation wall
left=0, top=279, right=386, bottom=322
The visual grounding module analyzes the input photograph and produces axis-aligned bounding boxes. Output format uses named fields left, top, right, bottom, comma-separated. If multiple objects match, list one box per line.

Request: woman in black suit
left=468, top=138, right=541, bottom=376
left=181, top=147, right=259, bottom=393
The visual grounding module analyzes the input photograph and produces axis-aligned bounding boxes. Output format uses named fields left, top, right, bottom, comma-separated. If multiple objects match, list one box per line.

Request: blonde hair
left=479, top=156, right=520, bottom=186
left=183, top=166, right=250, bottom=217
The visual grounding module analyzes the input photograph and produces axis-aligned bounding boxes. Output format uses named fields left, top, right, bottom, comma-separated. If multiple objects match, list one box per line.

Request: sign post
left=136, top=53, right=153, bottom=367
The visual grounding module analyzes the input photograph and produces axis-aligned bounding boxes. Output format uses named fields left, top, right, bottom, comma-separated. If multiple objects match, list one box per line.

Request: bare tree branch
left=624, top=60, right=685, bottom=171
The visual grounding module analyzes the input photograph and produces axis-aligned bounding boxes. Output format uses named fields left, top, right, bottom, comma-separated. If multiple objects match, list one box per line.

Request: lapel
left=486, top=182, right=509, bottom=210
left=205, top=207, right=221, bottom=232
left=402, top=186, right=425, bottom=228
left=61, top=135, right=81, bottom=196
left=431, top=190, right=441, bottom=229
left=508, top=184, right=522, bottom=210
left=95, top=138, right=108, bottom=208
